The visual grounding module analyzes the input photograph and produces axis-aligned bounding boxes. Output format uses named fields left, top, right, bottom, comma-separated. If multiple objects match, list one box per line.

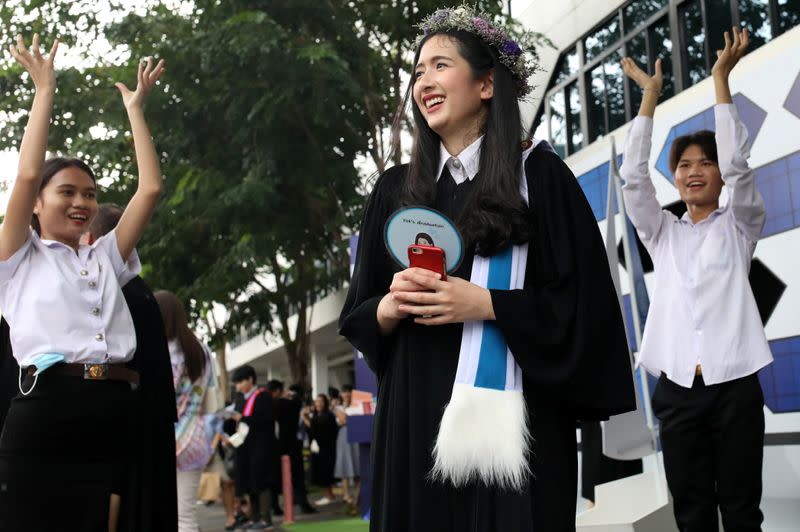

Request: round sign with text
left=384, top=206, right=463, bottom=273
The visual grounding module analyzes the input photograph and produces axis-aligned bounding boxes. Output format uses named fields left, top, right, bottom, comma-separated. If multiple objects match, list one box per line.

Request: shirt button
left=88, top=281, right=97, bottom=288
left=95, top=333, right=104, bottom=341
left=451, top=158, right=461, bottom=169
left=80, top=270, right=89, bottom=276
left=91, top=308, right=100, bottom=316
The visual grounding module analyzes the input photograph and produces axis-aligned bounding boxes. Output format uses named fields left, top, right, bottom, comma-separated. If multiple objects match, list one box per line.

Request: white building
left=225, top=288, right=354, bottom=396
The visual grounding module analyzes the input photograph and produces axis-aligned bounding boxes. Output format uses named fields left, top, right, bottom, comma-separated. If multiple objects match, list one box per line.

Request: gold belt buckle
left=84, top=363, right=109, bottom=380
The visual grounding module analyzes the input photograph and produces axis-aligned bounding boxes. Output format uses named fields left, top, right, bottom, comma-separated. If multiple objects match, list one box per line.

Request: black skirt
left=0, top=370, right=134, bottom=531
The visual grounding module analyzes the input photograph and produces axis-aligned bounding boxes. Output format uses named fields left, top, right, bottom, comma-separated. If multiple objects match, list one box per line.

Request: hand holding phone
left=408, top=244, right=447, bottom=281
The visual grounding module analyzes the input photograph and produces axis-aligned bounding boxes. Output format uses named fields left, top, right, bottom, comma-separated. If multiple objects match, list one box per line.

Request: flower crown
left=416, top=5, right=540, bottom=98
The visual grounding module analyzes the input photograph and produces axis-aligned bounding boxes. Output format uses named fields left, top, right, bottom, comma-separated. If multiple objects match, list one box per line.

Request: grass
left=283, top=517, right=369, bottom=532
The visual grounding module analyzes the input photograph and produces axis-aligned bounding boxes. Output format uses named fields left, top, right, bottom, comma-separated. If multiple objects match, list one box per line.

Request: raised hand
left=712, top=27, right=749, bottom=80
left=621, top=57, right=663, bottom=94
left=8, top=34, right=59, bottom=91
left=111, top=55, right=165, bottom=262
left=712, top=27, right=749, bottom=104
left=621, top=57, right=663, bottom=118
left=115, top=56, right=165, bottom=111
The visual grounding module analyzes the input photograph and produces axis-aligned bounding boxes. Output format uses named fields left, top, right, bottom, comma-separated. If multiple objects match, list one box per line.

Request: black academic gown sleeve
left=338, top=166, right=406, bottom=376
left=490, top=148, right=636, bottom=420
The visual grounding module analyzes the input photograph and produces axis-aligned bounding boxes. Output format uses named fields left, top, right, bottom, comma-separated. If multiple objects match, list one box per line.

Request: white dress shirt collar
left=38, top=237, right=95, bottom=262
left=436, top=135, right=483, bottom=184
left=679, top=206, right=725, bottom=226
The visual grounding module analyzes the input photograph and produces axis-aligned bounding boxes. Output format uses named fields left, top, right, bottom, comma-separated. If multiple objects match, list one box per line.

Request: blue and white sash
left=431, top=142, right=535, bottom=491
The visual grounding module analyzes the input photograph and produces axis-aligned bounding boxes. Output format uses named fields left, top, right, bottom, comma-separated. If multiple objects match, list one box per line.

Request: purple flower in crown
left=472, top=17, right=490, bottom=31
left=501, top=40, right=522, bottom=56
left=432, top=9, right=450, bottom=23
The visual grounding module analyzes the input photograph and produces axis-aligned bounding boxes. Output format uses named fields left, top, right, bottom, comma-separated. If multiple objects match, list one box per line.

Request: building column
left=311, top=346, right=329, bottom=398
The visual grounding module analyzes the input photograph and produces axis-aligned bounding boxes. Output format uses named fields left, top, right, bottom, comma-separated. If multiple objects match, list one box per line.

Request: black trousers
left=652, top=373, right=764, bottom=532
left=249, top=488, right=272, bottom=523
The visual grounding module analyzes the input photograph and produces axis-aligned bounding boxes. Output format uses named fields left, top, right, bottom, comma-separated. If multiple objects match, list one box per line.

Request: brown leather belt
left=27, top=363, right=140, bottom=386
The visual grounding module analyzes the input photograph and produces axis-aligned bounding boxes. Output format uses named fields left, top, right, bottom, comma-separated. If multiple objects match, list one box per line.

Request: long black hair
left=155, top=290, right=208, bottom=383
left=397, top=30, right=530, bottom=256
left=31, top=157, right=97, bottom=235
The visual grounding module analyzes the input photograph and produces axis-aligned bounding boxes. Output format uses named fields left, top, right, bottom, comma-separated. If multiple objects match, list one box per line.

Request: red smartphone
left=408, top=244, right=447, bottom=280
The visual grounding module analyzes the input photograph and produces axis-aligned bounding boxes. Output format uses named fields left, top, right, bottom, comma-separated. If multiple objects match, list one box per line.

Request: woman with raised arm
left=620, top=27, right=771, bottom=531
left=0, top=35, right=164, bottom=531
left=339, top=5, right=635, bottom=531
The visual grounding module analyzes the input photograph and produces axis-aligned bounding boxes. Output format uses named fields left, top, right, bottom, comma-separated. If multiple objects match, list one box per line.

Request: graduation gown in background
left=275, top=397, right=301, bottom=456
left=308, top=410, right=338, bottom=487
left=0, top=319, right=17, bottom=432
left=339, top=144, right=635, bottom=532
left=275, top=396, right=312, bottom=505
left=119, top=276, right=179, bottom=532
left=234, top=390, right=279, bottom=495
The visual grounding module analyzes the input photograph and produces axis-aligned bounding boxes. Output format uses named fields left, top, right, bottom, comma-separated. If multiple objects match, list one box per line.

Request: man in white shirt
left=620, top=28, right=771, bottom=532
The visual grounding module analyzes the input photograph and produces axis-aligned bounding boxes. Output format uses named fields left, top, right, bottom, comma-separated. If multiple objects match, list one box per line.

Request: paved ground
left=197, top=495, right=362, bottom=531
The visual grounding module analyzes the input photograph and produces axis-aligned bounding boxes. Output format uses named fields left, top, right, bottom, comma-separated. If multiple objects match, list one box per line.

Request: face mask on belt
left=18, top=353, right=65, bottom=396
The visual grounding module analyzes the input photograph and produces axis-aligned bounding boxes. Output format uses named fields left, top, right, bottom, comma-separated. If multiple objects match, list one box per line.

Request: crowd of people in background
left=167, top=358, right=362, bottom=531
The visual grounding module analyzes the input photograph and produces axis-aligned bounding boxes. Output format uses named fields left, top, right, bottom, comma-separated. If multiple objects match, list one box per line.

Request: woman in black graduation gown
left=339, top=6, right=636, bottom=532
left=305, top=394, right=339, bottom=502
